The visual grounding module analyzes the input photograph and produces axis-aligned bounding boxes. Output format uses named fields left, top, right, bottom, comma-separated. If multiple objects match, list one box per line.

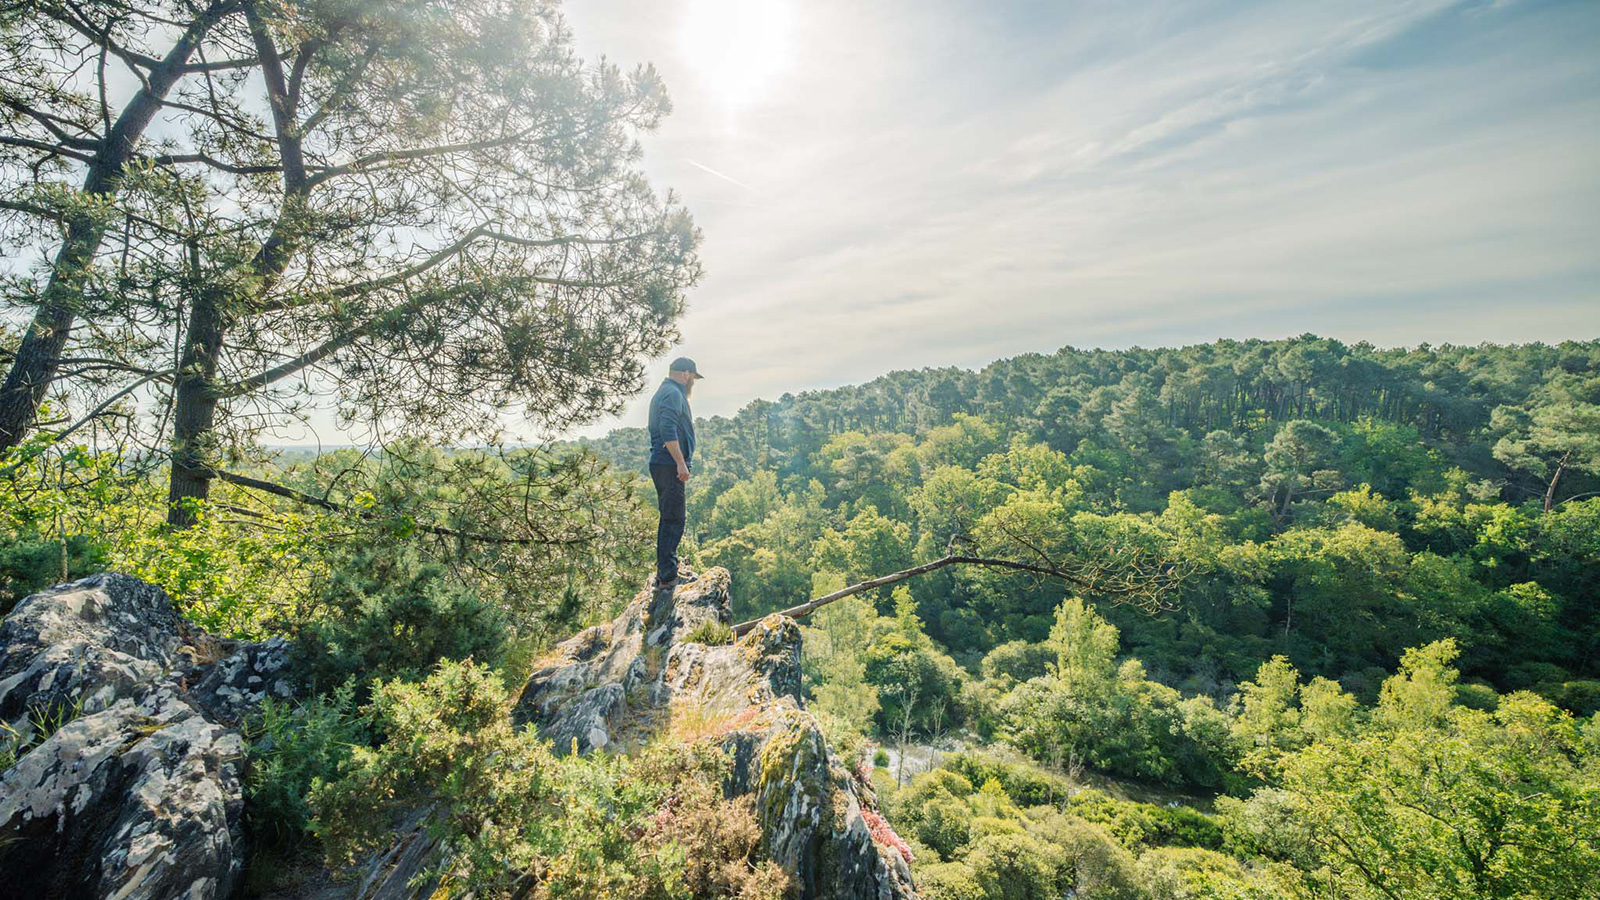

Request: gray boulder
left=0, top=573, right=296, bottom=900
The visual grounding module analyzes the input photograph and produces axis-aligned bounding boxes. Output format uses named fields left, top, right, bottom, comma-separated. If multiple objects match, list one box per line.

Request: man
left=647, top=356, right=703, bottom=595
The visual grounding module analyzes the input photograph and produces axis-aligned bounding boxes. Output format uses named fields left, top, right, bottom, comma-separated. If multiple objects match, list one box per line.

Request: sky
left=540, top=0, right=1600, bottom=440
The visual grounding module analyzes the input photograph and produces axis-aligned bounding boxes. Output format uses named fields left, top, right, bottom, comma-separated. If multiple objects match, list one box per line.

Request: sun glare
left=677, top=0, right=793, bottom=115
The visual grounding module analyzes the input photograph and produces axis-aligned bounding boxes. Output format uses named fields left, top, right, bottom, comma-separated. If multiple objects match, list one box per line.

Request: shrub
left=1026, top=809, right=1142, bottom=900
left=1068, top=790, right=1223, bottom=852
left=1456, top=682, right=1500, bottom=711
left=915, top=860, right=981, bottom=900
left=1137, top=847, right=1258, bottom=900
left=0, top=530, right=105, bottom=615
left=942, top=751, right=1074, bottom=808
left=241, top=683, right=365, bottom=850
left=978, top=640, right=1055, bottom=683
left=310, top=659, right=791, bottom=899
left=296, top=545, right=506, bottom=690
left=1540, top=680, right=1600, bottom=717
left=963, top=831, right=1063, bottom=899
left=1214, top=788, right=1318, bottom=867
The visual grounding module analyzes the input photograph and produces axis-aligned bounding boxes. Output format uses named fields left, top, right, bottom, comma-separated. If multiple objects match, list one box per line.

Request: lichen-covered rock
left=510, top=566, right=918, bottom=899
left=188, top=635, right=295, bottom=726
left=0, top=573, right=187, bottom=727
left=0, top=573, right=296, bottom=900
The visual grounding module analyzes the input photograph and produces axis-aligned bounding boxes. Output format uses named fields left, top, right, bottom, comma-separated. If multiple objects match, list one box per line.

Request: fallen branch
left=731, top=553, right=1095, bottom=638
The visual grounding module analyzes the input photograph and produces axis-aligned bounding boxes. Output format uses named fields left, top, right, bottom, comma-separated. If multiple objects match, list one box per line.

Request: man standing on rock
left=648, top=356, right=703, bottom=595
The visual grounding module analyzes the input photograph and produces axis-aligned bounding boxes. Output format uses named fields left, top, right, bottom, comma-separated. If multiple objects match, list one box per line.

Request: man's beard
left=683, top=377, right=694, bottom=398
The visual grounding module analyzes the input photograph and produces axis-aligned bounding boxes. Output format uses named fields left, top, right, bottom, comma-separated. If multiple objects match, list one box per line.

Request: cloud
left=540, top=0, right=1600, bottom=439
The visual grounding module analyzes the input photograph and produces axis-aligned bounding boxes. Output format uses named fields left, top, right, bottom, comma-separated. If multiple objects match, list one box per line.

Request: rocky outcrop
left=360, top=568, right=917, bottom=900
left=0, top=573, right=295, bottom=900
left=1, top=568, right=916, bottom=900
left=513, top=567, right=917, bottom=899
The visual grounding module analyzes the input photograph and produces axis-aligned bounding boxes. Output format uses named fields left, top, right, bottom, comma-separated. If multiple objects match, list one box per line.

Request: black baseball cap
left=669, top=356, right=704, bottom=377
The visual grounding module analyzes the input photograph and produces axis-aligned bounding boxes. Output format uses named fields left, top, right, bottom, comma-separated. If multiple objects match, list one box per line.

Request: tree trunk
left=166, top=293, right=227, bottom=528
left=0, top=248, right=87, bottom=447
left=0, top=1, right=237, bottom=452
left=1543, top=452, right=1570, bottom=514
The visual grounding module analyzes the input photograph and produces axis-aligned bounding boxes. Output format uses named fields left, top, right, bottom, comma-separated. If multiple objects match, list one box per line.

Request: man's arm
left=664, top=439, right=689, bottom=481
left=658, top=389, right=690, bottom=481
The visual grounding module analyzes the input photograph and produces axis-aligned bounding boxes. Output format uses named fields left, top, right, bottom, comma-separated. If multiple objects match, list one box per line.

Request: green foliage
left=1135, top=847, right=1264, bottom=900
left=311, top=659, right=790, bottom=899
left=241, top=683, right=365, bottom=850
left=0, top=436, right=120, bottom=613
left=801, top=585, right=883, bottom=735
left=1066, top=790, right=1224, bottom=852
left=942, top=752, right=1075, bottom=808
left=0, top=530, right=104, bottom=616
left=863, top=587, right=965, bottom=736
left=297, top=544, right=508, bottom=690
left=681, top=619, right=734, bottom=645
left=113, top=499, right=332, bottom=637
left=896, top=638, right=1600, bottom=900
left=1048, top=596, right=1119, bottom=691
left=1276, top=690, right=1600, bottom=900
left=977, top=640, right=1055, bottom=685
left=1260, top=420, right=1342, bottom=520
left=1374, top=639, right=1461, bottom=729
left=999, top=598, right=1240, bottom=789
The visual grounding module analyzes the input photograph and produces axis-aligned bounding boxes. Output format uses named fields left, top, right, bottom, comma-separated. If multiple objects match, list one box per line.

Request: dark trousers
left=649, top=463, right=686, bottom=584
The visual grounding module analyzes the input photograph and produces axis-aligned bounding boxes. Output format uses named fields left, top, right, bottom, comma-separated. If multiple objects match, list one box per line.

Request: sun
left=677, top=0, right=793, bottom=115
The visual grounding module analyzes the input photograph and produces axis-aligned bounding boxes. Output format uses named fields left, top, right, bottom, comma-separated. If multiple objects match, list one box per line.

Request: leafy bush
left=241, top=683, right=365, bottom=850
left=310, top=659, right=791, bottom=899
left=0, top=529, right=105, bottom=615
left=1136, top=847, right=1261, bottom=900
left=1456, top=682, right=1501, bottom=711
left=1068, top=790, right=1224, bottom=852
left=978, top=640, right=1055, bottom=684
left=1539, top=680, right=1600, bottom=717
left=863, top=589, right=968, bottom=736
left=297, top=545, right=507, bottom=690
left=895, top=769, right=977, bottom=858
left=0, top=436, right=116, bottom=614
left=942, top=751, right=1073, bottom=808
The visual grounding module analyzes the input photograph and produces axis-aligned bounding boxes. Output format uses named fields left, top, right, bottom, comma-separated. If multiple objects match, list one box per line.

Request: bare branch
left=732, top=552, right=1096, bottom=638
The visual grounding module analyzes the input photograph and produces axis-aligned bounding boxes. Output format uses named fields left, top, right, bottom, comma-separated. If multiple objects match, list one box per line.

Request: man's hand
left=665, top=439, right=690, bottom=482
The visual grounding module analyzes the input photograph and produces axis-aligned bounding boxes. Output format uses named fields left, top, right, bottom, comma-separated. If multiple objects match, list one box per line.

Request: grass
left=667, top=696, right=764, bottom=744
left=682, top=619, right=734, bottom=646
left=0, top=693, right=86, bottom=771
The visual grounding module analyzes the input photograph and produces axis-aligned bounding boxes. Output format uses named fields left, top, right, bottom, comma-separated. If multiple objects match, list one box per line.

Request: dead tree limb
left=731, top=553, right=1096, bottom=638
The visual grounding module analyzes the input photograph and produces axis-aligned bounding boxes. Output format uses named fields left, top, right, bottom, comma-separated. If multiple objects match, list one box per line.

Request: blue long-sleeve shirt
left=647, top=378, right=695, bottom=469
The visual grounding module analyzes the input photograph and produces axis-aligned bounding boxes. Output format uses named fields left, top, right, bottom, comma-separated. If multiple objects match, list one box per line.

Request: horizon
left=546, top=0, right=1600, bottom=442
left=259, top=331, right=1597, bottom=450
